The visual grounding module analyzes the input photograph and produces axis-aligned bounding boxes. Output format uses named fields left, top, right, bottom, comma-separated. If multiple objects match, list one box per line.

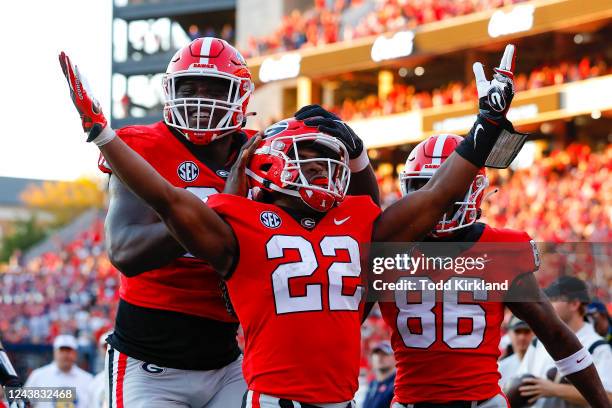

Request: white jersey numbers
left=395, top=277, right=488, bottom=349
left=267, top=235, right=363, bottom=315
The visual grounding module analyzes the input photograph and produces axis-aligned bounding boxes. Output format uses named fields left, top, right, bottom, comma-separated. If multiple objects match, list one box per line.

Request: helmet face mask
left=281, top=136, right=350, bottom=204
left=247, top=120, right=351, bottom=213
left=162, top=37, right=253, bottom=145
left=399, top=134, right=488, bottom=237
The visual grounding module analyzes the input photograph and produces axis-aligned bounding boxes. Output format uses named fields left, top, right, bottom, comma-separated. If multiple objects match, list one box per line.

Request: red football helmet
left=246, top=118, right=351, bottom=212
left=399, top=134, right=488, bottom=237
left=162, top=37, right=254, bottom=145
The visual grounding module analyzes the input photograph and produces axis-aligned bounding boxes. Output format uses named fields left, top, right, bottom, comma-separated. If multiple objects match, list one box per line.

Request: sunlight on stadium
left=1, top=1, right=610, bottom=407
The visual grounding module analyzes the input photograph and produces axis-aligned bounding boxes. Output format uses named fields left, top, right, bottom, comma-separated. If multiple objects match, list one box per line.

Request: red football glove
left=58, top=51, right=108, bottom=142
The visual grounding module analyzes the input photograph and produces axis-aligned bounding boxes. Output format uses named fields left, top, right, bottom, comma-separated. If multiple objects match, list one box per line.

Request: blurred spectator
left=24, top=335, right=94, bottom=408
left=221, top=23, right=235, bottom=43
left=587, top=302, right=612, bottom=346
left=121, top=93, right=132, bottom=118
left=188, top=24, right=201, bottom=41
left=203, top=26, right=217, bottom=38
left=517, top=277, right=612, bottom=408
left=498, top=317, right=534, bottom=389
left=362, top=341, right=396, bottom=408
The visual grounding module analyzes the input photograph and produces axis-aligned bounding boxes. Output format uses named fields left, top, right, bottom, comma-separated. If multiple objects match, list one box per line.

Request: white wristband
left=93, top=126, right=116, bottom=147
left=555, top=346, right=593, bottom=377
left=349, top=149, right=370, bottom=173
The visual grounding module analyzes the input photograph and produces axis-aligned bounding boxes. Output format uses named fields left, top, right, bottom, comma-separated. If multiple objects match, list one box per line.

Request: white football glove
left=473, top=44, right=516, bottom=124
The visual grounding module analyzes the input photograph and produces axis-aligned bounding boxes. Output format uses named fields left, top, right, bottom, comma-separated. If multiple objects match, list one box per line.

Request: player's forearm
left=161, top=206, right=237, bottom=275
left=106, top=222, right=186, bottom=276
left=373, top=153, right=479, bottom=241
left=423, top=152, right=480, bottom=211
left=563, top=366, right=610, bottom=407
left=512, top=300, right=591, bottom=367
left=99, top=136, right=177, bottom=214
left=347, top=164, right=380, bottom=205
left=101, top=140, right=226, bottom=267
left=99, top=141, right=237, bottom=273
left=550, top=383, right=588, bottom=405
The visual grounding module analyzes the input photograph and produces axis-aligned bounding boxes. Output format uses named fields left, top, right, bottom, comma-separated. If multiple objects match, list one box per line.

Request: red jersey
left=99, top=121, right=254, bottom=322
left=379, top=224, right=539, bottom=403
left=208, top=194, right=381, bottom=403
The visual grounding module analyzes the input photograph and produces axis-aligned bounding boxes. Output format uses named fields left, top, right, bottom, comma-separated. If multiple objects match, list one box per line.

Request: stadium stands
left=376, top=143, right=611, bottom=242
left=333, top=56, right=610, bottom=120
left=243, top=0, right=526, bottom=57
left=0, top=219, right=117, bottom=347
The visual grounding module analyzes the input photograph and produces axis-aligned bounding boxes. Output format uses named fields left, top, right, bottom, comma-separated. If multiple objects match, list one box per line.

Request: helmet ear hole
left=259, top=163, right=272, bottom=172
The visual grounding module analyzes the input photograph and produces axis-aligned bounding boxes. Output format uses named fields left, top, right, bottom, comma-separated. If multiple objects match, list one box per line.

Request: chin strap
left=483, top=188, right=499, bottom=202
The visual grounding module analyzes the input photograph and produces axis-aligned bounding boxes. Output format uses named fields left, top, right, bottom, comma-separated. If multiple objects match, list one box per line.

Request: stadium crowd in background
left=483, top=143, right=611, bottom=243
left=376, top=143, right=612, bottom=243
left=333, top=55, right=610, bottom=120
left=0, top=219, right=117, bottom=348
left=242, top=0, right=526, bottom=58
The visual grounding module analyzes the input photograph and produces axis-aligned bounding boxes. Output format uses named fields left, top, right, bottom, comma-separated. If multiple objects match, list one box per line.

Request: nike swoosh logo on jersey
left=577, top=356, right=586, bottom=363
left=334, top=216, right=351, bottom=225
left=474, top=124, right=484, bottom=149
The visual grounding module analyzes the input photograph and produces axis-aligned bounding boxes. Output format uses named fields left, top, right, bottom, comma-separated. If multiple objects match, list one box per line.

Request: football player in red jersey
left=60, top=45, right=608, bottom=408
left=376, top=134, right=610, bottom=408
left=98, top=37, right=255, bottom=408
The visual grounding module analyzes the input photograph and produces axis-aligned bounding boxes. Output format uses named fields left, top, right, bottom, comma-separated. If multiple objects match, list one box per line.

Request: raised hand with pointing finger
left=455, top=44, right=528, bottom=169
left=473, top=44, right=516, bottom=124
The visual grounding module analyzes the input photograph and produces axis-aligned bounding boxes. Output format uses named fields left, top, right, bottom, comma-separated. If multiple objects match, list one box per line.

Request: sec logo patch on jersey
left=260, top=211, right=282, bottom=229
left=178, top=161, right=199, bottom=182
